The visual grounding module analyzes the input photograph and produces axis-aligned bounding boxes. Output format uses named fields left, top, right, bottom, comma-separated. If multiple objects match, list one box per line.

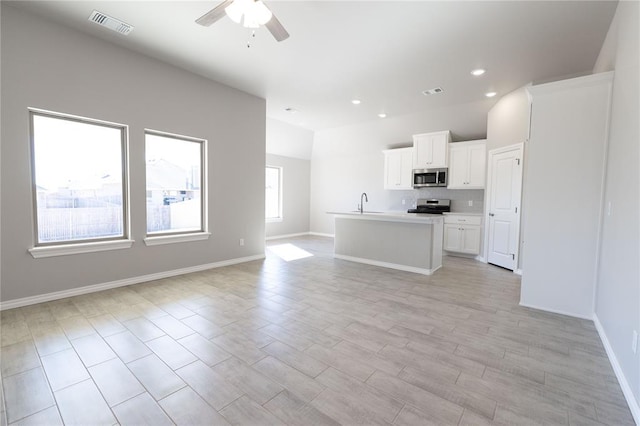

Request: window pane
left=32, top=113, right=125, bottom=244
left=146, top=132, right=203, bottom=234
left=265, top=166, right=281, bottom=219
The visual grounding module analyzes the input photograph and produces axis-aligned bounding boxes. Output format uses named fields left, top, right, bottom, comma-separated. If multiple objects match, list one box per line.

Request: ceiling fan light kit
left=225, top=0, right=272, bottom=28
left=196, top=0, right=289, bottom=42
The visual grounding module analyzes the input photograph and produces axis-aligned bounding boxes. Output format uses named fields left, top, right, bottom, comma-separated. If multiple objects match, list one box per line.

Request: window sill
left=144, top=232, right=211, bottom=246
left=266, top=218, right=283, bottom=223
left=29, top=239, right=134, bottom=259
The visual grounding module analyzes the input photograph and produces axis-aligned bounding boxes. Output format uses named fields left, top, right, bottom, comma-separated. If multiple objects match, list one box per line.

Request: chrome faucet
left=359, top=192, right=368, bottom=213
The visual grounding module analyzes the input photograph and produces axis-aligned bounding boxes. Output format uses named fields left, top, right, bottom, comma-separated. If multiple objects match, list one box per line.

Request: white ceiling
left=11, top=1, right=617, bottom=131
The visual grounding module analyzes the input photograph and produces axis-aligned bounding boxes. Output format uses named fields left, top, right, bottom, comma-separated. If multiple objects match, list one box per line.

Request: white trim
left=309, top=232, right=334, bottom=238
left=144, top=232, right=211, bottom=246
left=594, top=314, right=640, bottom=425
left=527, top=71, right=614, bottom=96
left=514, top=268, right=523, bottom=276
left=266, top=232, right=310, bottom=241
left=334, top=254, right=440, bottom=276
left=518, top=301, right=593, bottom=321
left=0, top=254, right=266, bottom=310
left=265, top=217, right=283, bottom=223
left=29, top=239, right=134, bottom=258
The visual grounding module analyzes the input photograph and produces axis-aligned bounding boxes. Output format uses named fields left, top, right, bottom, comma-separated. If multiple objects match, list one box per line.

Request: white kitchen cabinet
left=448, top=140, right=486, bottom=189
left=383, top=148, right=413, bottom=190
left=443, top=214, right=482, bottom=255
left=412, top=131, right=451, bottom=169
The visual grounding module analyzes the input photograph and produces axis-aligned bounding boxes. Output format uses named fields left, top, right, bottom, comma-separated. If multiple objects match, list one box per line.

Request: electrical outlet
left=632, top=330, right=638, bottom=354
left=468, top=200, right=473, bottom=207
left=607, top=201, right=613, bottom=216
left=402, top=199, right=406, bottom=205
left=239, top=238, right=244, bottom=246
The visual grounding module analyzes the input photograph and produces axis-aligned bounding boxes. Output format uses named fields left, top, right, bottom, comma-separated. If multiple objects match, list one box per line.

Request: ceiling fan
left=196, top=0, right=290, bottom=42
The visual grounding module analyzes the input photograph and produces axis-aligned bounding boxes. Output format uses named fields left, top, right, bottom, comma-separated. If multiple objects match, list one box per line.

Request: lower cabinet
left=443, top=214, right=482, bottom=255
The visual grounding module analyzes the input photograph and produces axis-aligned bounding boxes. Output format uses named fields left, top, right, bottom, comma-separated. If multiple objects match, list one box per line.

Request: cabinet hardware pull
left=489, top=213, right=495, bottom=216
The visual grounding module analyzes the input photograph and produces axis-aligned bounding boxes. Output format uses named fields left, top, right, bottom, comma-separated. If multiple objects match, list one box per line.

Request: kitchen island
left=329, top=211, right=444, bottom=275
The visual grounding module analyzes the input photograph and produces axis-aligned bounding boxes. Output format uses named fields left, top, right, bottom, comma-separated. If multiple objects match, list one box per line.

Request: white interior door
left=486, top=144, right=523, bottom=270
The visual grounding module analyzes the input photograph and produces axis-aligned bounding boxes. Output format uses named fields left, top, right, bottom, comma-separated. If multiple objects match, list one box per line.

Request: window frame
left=27, top=108, right=133, bottom=258
left=265, top=165, right=283, bottom=223
left=143, top=129, right=210, bottom=246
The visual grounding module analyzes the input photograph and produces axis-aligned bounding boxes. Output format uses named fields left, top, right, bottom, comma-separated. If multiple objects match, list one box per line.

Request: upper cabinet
left=412, top=131, right=451, bottom=169
left=383, top=148, right=413, bottom=190
left=447, top=140, right=486, bottom=189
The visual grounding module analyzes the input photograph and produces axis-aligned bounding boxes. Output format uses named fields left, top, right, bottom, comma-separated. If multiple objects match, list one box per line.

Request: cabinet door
left=413, top=134, right=433, bottom=168
left=384, top=152, right=402, bottom=188
left=460, top=226, right=481, bottom=254
left=384, top=149, right=413, bottom=190
left=447, top=145, right=468, bottom=188
left=443, top=224, right=462, bottom=252
left=399, top=149, right=413, bottom=189
left=467, top=144, right=486, bottom=187
left=430, top=133, right=448, bottom=168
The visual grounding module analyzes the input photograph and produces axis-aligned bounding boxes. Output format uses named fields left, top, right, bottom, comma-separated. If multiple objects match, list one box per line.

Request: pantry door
left=486, top=144, right=523, bottom=270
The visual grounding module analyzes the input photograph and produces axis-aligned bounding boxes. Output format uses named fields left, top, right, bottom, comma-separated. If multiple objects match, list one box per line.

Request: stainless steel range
left=407, top=199, right=451, bottom=214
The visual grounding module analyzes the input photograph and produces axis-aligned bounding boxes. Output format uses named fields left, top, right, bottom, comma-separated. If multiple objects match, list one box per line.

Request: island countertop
left=327, top=211, right=444, bottom=224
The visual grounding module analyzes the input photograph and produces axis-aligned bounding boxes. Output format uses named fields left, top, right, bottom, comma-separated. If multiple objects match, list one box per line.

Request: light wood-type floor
left=0, top=236, right=634, bottom=425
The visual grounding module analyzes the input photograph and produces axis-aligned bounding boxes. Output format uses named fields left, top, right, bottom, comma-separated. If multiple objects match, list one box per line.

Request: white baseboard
left=265, top=232, right=310, bottom=241
left=514, top=268, right=523, bottom=276
left=594, top=314, right=640, bottom=425
left=334, top=254, right=439, bottom=276
left=518, top=301, right=594, bottom=320
left=0, top=254, right=266, bottom=311
left=308, top=232, right=335, bottom=238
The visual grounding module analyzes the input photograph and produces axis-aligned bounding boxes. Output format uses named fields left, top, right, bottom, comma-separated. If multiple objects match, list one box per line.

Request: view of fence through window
left=146, top=132, right=203, bottom=234
left=31, top=112, right=126, bottom=244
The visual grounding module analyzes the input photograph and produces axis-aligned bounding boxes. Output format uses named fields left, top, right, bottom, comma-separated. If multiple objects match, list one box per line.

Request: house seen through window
left=30, top=110, right=128, bottom=245
left=145, top=131, right=205, bottom=235
left=266, top=166, right=282, bottom=221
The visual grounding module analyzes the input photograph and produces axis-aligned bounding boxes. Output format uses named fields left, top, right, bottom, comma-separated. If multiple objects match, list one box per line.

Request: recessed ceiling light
left=378, top=113, right=387, bottom=118
left=485, top=92, right=497, bottom=98
left=351, top=99, right=361, bottom=105
left=471, top=69, right=486, bottom=76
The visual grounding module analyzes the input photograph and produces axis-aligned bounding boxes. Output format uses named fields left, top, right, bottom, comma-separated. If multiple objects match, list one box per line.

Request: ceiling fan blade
left=264, top=9, right=289, bottom=42
left=196, top=0, right=235, bottom=27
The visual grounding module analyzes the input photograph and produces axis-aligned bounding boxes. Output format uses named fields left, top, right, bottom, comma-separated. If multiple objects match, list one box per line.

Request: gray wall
left=593, top=1, right=640, bottom=410
left=265, top=154, right=311, bottom=238
left=310, top=100, right=492, bottom=235
left=266, top=118, right=314, bottom=160
left=520, top=73, right=612, bottom=318
left=486, top=86, right=531, bottom=153
left=486, top=86, right=531, bottom=270
left=1, top=5, right=266, bottom=302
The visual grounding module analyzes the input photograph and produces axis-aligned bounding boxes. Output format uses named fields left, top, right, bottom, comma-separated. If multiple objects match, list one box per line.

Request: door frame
left=483, top=143, right=524, bottom=274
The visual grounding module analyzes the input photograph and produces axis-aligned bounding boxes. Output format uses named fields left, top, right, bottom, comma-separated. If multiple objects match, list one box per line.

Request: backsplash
left=387, top=188, right=485, bottom=213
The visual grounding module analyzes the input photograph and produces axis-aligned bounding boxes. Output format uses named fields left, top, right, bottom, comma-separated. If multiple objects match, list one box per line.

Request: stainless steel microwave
left=412, top=168, right=448, bottom=188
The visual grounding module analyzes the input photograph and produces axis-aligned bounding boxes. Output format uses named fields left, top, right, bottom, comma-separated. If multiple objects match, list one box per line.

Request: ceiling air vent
left=88, top=10, right=134, bottom=36
left=422, top=87, right=444, bottom=96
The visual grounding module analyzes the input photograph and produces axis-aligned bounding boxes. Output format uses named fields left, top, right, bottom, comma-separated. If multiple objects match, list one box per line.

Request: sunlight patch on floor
left=267, top=243, right=314, bottom=261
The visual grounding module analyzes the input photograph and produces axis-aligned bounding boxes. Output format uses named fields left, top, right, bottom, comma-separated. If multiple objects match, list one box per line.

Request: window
left=145, top=130, right=207, bottom=239
left=266, top=166, right=282, bottom=221
left=29, top=109, right=129, bottom=249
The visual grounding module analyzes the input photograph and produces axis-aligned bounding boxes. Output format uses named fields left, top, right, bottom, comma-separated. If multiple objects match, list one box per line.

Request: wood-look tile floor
left=0, top=236, right=634, bottom=425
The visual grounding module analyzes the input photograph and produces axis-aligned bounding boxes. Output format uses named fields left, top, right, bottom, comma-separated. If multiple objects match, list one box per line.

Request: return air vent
left=88, top=10, right=134, bottom=36
left=422, top=87, right=444, bottom=96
